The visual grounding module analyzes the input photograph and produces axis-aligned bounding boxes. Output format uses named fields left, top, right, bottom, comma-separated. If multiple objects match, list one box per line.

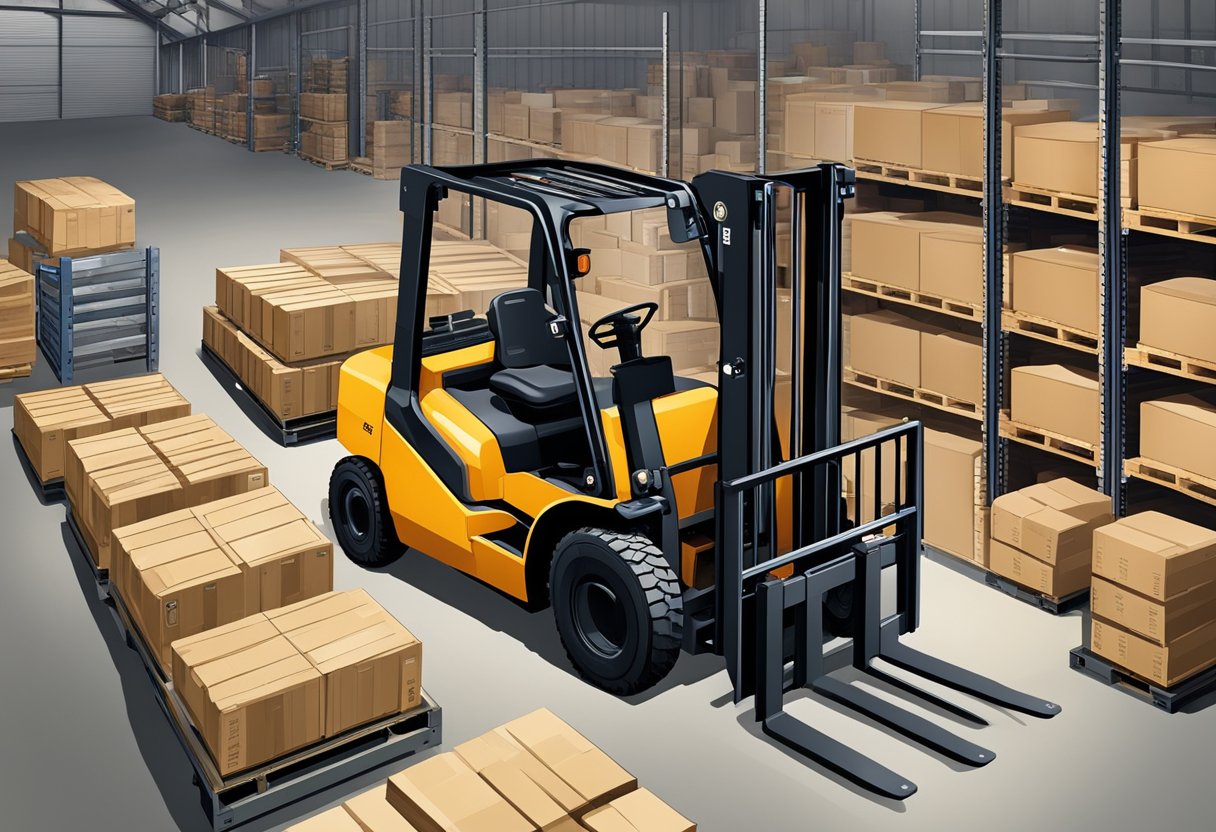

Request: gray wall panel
left=0, top=11, right=58, bottom=123
left=62, top=17, right=155, bottom=118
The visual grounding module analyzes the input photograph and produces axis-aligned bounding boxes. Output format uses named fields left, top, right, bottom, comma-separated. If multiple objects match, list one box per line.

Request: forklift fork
left=755, top=537, right=1061, bottom=799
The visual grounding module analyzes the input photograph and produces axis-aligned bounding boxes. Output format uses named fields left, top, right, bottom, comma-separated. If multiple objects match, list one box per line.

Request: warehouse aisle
left=2, top=116, right=1214, bottom=832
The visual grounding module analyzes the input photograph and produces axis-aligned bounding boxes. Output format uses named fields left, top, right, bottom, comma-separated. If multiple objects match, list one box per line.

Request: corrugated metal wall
left=62, top=17, right=155, bottom=118
left=0, top=11, right=59, bottom=123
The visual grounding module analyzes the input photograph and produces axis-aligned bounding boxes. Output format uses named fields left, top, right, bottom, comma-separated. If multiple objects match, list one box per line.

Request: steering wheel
left=588, top=302, right=658, bottom=354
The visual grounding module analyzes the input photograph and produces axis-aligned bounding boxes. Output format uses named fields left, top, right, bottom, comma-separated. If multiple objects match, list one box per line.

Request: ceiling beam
left=101, top=0, right=171, bottom=32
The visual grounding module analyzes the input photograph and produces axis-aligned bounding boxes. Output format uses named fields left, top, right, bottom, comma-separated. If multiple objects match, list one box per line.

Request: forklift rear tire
left=550, top=528, right=683, bottom=695
left=329, top=456, right=403, bottom=567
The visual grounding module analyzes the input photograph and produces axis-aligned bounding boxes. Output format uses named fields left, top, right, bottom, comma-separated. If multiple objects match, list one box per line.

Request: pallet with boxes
left=153, top=94, right=188, bottom=122
left=286, top=707, right=695, bottom=832
left=299, top=92, right=350, bottom=167
left=0, top=257, right=36, bottom=384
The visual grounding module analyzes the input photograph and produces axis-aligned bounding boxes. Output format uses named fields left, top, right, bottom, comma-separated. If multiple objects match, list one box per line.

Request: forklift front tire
left=329, top=456, right=403, bottom=567
left=550, top=528, right=683, bottom=695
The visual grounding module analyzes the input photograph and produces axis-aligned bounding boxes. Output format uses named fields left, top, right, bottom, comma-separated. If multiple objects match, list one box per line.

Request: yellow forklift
left=328, top=160, right=1060, bottom=797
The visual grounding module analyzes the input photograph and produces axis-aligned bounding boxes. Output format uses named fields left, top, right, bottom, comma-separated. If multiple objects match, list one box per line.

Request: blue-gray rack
left=36, top=247, right=160, bottom=384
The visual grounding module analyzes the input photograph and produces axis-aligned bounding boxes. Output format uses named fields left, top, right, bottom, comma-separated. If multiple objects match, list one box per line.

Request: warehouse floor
left=2, top=116, right=1214, bottom=832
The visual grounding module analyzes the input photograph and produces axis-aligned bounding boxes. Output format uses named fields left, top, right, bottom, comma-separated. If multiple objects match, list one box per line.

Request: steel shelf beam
left=983, top=0, right=1006, bottom=503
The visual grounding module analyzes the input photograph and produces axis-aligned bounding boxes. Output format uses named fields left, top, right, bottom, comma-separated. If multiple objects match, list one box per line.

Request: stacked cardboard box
left=0, top=257, right=36, bottom=375
left=308, top=56, right=350, bottom=94
left=1139, top=277, right=1216, bottom=364
left=153, top=94, right=188, bottom=122
left=111, top=486, right=334, bottom=676
left=1140, top=393, right=1216, bottom=484
left=1138, top=137, right=1216, bottom=220
left=925, top=426, right=989, bottom=565
left=1010, top=364, right=1099, bottom=446
left=847, top=307, right=980, bottom=405
left=288, top=708, right=695, bottom=832
left=171, top=588, right=422, bottom=776
left=368, top=120, right=411, bottom=179
left=64, top=414, right=268, bottom=571
left=988, top=478, right=1113, bottom=597
left=10, top=177, right=136, bottom=273
left=13, top=374, right=188, bottom=485
left=1091, top=513, right=1216, bottom=686
left=1008, top=246, right=1099, bottom=334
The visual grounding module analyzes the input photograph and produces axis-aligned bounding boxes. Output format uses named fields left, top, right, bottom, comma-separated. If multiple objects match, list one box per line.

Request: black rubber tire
left=328, top=456, right=403, bottom=567
left=550, top=528, right=683, bottom=695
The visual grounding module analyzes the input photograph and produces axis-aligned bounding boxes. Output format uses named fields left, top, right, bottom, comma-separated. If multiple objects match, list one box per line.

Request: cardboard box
left=141, top=415, right=269, bottom=507
left=0, top=258, right=35, bottom=366
left=1139, top=277, right=1216, bottom=364
left=12, top=386, right=110, bottom=483
left=13, top=177, right=135, bottom=256
left=1092, top=512, right=1216, bottom=602
left=1091, top=616, right=1216, bottom=687
left=1091, top=575, right=1216, bottom=646
left=842, top=407, right=906, bottom=525
left=848, top=309, right=928, bottom=388
left=627, top=123, right=663, bottom=172
left=850, top=211, right=979, bottom=290
left=597, top=118, right=646, bottom=166
left=455, top=727, right=587, bottom=829
left=853, top=102, right=943, bottom=168
left=1141, top=394, right=1216, bottom=482
left=343, top=786, right=424, bottom=832
left=84, top=374, right=191, bottom=431
left=991, top=478, right=1112, bottom=565
left=814, top=101, right=860, bottom=164
left=170, top=616, right=324, bottom=776
left=1137, top=138, right=1216, bottom=219
left=495, top=708, right=636, bottom=810
left=299, top=92, right=347, bottom=122
left=1012, top=121, right=1170, bottom=201
left=530, top=107, right=562, bottom=145
left=386, top=753, right=535, bottom=832
left=715, top=87, right=756, bottom=135
left=920, top=328, right=981, bottom=404
left=267, top=589, right=422, bottom=735
left=919, top=228, right=986, bottom=306
left=581, top=789, right=696, bottom=832
left=641, top=320, right=719, bottom=372
left=989, top=538, right=1089, bottom=597
left=921, top=105, right=1070, bottom=179
left=924, top=428, right=987, bottom=564
left=562, top=113, right=610, bottom=154
left=1010, top=364, right=1099, bottom=446
left=1010, top=247, right=1099, bottom=333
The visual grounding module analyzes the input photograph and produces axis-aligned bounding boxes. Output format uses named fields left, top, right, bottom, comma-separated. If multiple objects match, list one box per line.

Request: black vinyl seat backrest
left=487, top=288, right=570, bottom=369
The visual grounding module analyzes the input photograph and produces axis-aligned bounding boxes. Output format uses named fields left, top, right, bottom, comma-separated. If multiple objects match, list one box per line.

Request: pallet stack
left=287, top=708, right=695, bottom=832
left=300, top=57, right=351, bottom=168
left=8, top=176, right=137, bottom=275
left=186, top=87, right=220, bottom=134
left=354, top=120, right=410, bottom=180
left=152, top=94, right=188, bottom=122
left=201, top=240, right=526, bottom=427
left=0, top=257, right=36, bottom=382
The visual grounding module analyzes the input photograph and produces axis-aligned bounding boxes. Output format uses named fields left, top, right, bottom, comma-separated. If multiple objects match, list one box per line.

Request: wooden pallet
left=853, top=158, right=985, bottom=197
left=999, top=412, right=1097, bottom=467
left=842, top=273, right=981, bottom=322
left=1008, top=182, right=1107, bottom=220
left=1071, top=646, right=1216, bottom=713
left=1124, top=206, right=1216, bottom=246
left=845, top=368, right=982, bottom=420
left=350, top=156, right=374, bottom=176
left=298, top=152, right=349, bottom=171
left=1125, top=343, right=1216, bottom=384
left=1124, top=456, right=1216, bottom=508
left=0, top=363, right=32, bottom=384
left=1001, top=309, right=1100, bottom=354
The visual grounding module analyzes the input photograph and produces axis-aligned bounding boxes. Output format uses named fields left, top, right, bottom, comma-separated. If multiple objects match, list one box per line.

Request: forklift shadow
left=348, top=527, right=722, bottom=703
left=59, top=522, right=424, bottom=832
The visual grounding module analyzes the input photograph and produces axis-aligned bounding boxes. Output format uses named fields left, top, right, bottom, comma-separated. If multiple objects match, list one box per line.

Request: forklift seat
left=487, top=289, right=577, bottom=412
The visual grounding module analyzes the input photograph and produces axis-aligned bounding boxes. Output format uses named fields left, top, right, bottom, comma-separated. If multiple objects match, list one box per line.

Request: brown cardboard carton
left=1010, top=364, right=1099, bottom=445
left=627, top=123, right=663, bottom=172
left=0, top=258, right=35, bottom=366
left=991, top=478, right=1112, bottom=565
left=170, top=618, right=324, bottom=776
left=530, top=107, right=563, bottom=145
left=1012, top=121, right=1170, bottom=201
left=1009, top=247, right=1099, bottom=333
left=1091, top=616, right=1216, bottom=687
left=1141, top=394, right=1216, bottom=481
left=842, top=407, right=906, bottom=526
left=852, top=102, right=944, bottom=168
left=596, top=118, right=647, bottom=166
left=989, top=539, right=1089, bottom=597
left=850, top=211, right=980, bottom=291
left=455, top=728, right=587, bottom=828
left=1137, top=138, right=1216, bottom=219
left=714, top=87, right=755, bottom=135
left=1092, top=512, right=1216, bottom=601
left=1091, top=575, right=1216, bottom=646
left=386, top=753, right=536, bottom=832
left=848, top=309, right=928, bottom=388
left=923, top=428, right=986, bottom=563
left=267, top=589, right=422, bottom=735
left=877, top=81, right=965, bottom=104
left=65, top=428, right=159, bottom=528
left=195, top=488, right=333, bottom=615
left=343, top=785, right=424, bottom=832
left=581, top=789, right=696, bottom=832
left=641, top=320, right=719, bottom=373
left=111, top=509, right=246, bottom=674
left=1139, top=277, right=1216, bottom=364
left=13, top=386, right=110, bottom=483
left=496, top=708, right=636, bottom=810
left=141, top=415, right=269, bottom=506
left=921, top=105, right=1070, bottom=179
left=13, top=177, right=136, bottom=255
left=814, top=101, right=862, bottom=164
left=920, top=329, right=981, bottom=404
left=83, top=373, right=191, bottom=430
left=920, top=228, right=986, bottom=306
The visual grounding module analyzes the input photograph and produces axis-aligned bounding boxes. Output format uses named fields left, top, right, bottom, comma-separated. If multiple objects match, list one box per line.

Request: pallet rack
left=35, top=247, right=161, bottom=384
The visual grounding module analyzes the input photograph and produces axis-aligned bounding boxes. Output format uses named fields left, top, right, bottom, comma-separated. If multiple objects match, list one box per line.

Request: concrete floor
left=2, top=116, right=1215, bottom=832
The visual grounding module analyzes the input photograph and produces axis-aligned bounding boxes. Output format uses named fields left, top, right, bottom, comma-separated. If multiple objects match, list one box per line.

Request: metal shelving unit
left=36, top=248, right=161, bottom=384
